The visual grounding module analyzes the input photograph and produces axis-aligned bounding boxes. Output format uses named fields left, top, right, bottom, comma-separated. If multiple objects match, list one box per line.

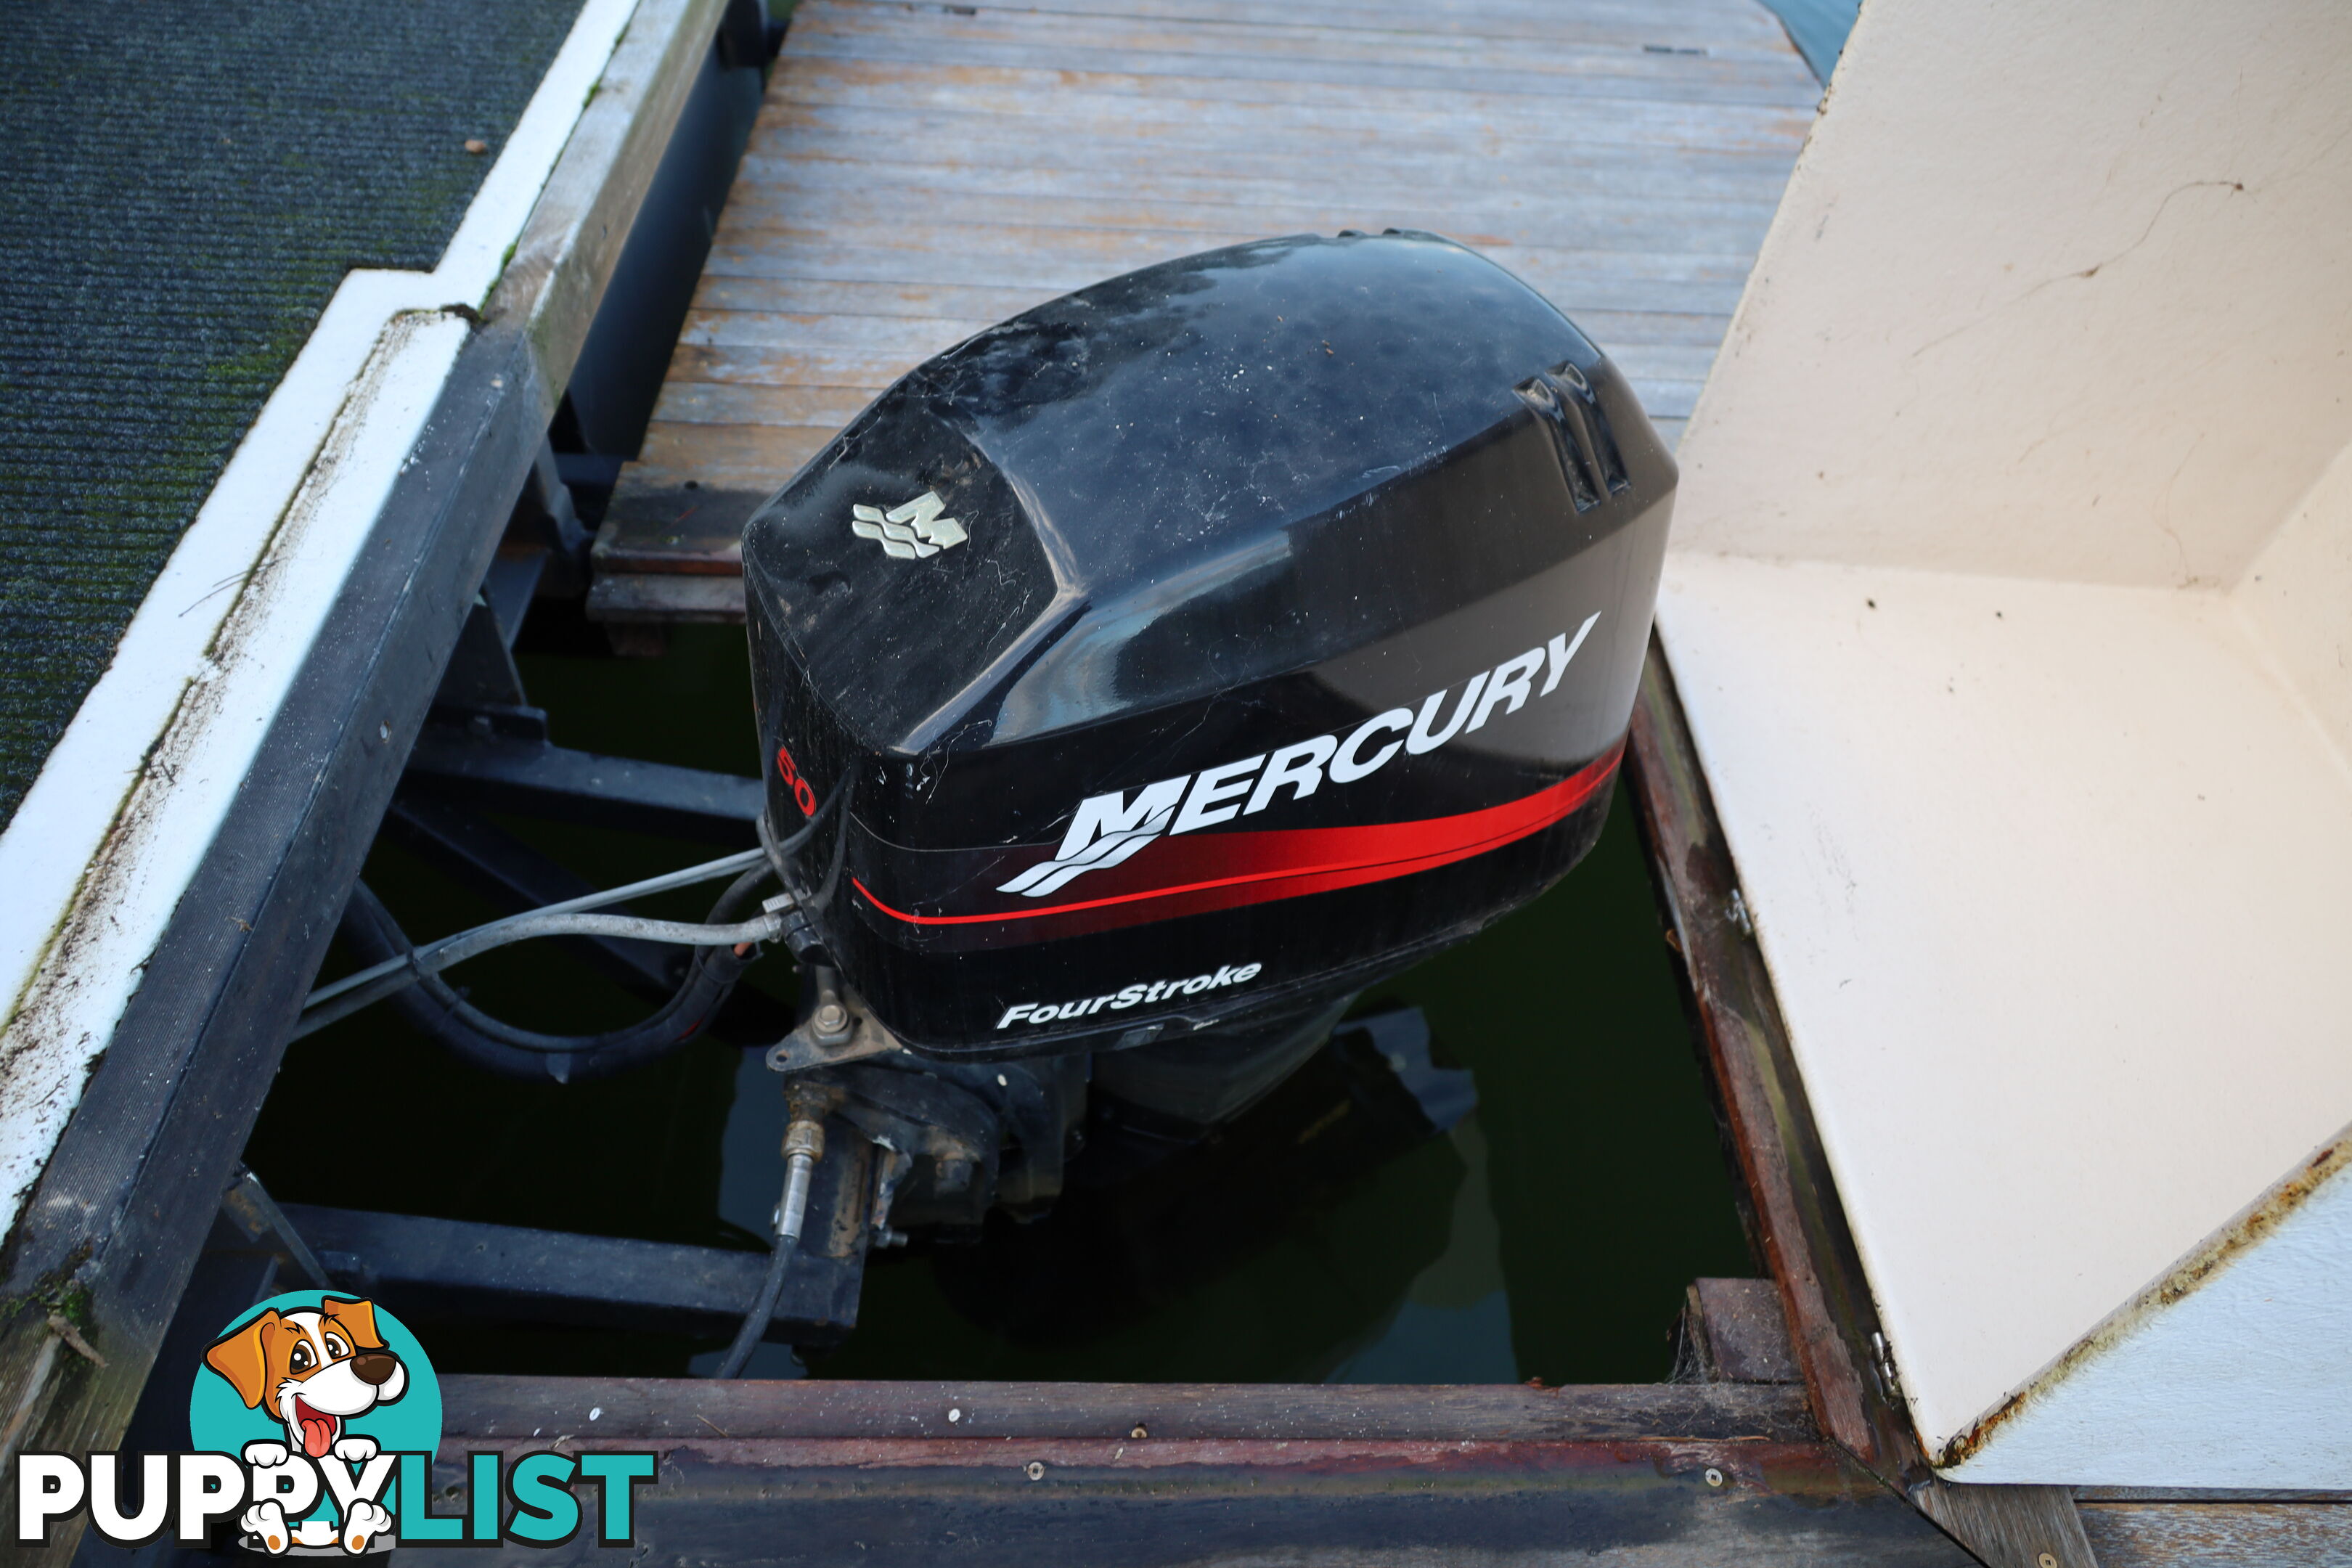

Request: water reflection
left=1328, top=1120, right=1518, bottom=1384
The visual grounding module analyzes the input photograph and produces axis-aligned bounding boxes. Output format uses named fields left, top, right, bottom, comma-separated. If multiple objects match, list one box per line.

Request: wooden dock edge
left=425, top=1374, right=1975, bottom=1565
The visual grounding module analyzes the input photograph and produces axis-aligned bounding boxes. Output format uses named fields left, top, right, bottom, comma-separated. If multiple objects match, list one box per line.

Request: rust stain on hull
left=1938, top=1121, right=2352, bottom=1470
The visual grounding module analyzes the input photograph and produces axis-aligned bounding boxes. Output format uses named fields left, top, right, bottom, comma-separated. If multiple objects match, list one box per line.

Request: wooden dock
left=587, top=0, right=1821, bottom=621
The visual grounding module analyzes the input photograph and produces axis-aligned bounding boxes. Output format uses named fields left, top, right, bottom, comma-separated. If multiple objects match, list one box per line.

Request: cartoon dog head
left=203, top=1297, right=407, bottom=1458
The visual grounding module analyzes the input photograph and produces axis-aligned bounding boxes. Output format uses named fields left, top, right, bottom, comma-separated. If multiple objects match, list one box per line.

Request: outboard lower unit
left=742, top=231, right=1674, bottom=1274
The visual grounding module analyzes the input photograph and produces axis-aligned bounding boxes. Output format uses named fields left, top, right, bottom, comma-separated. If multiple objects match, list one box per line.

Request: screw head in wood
left=1704, top=1468, right=1725, bottom=1488
left=1130, top=1424, right=1148, bottom=1440
left=2038, top=1556, right=2058, bottom=1568
left=1026, top=1461, right=1046, bottom=1481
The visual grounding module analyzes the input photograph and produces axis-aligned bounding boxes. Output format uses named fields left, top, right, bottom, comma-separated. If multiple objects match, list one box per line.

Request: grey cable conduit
left=294, top=846, right=776, bottom=1039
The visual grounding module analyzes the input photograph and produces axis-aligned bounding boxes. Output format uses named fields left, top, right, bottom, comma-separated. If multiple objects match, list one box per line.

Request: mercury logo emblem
left=998, top=614, right=1601, bottom=899
left=852, top=490, right=967, bottom=558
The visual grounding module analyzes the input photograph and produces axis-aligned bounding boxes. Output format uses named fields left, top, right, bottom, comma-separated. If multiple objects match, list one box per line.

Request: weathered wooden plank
left=1485, top=256, right=1753, bottom=319
left=688, top=274, right=1735, bottom=348
left=648, top=353, right=1707, bottom=435
left=688, top=262, right=1748, bottom=324
left=2076, top=1503, right=2352, bottom=1567
left=797, top=0, right=1813, bottom=81
left=1627, top=642, right=1890, bottom=1460
left=676, top=308, right=991, bottom=353
left=741, top=131, right=1809, bottom=202
left=593, top=486, right=764, bottom=576
left=653, top=343, right=1703, bottom=428
left=650, top=380, right=884, bottom=428
left=920, top=0, right=1799, bottom=54
left=680, top=309, right=1721, bottom=383
left=632, top=420, right=838, bottom=488
left=735, top=149, right=1793, bottom=229
left=702, top=225, right=1252, bottom=282
left=823, top=0, right=1794, bottom=43
left=1689, top=1277, right=1805, bottom=1384
left=441, top=1373, right=1820, bottom=1442
left=767, top=60, right=1816, bottom=155
left=1610, top=345, right=1726, bottom=383
left=599, top=0, right=1799, bottom=618
left=589, top=571, right=749, bottom=624
left=788, top=29, right=1809, bottom=101
left=715, top=180, right=1782, bottom=257
left=433, top=1361, right=1965, bottom=1564
left=687, top=274, right=1063, bottom=322
left=1915, top=1482, right=2102, bottom=1568
left=696, top=241, right=1757, bottom=317
left=666, top=339, right=931, bottom=389
left=1636, top=381, right=1704, bottom=420
left=788, top=12, right=1821, bottom=107
left=2077, top=1490, right=2352, bottom=1503
left=419, top=1433, right=1975, bottom=1567
left=710, top=219, right=1768, bottom=274
left=1032, top=0, right=1781, bottom=28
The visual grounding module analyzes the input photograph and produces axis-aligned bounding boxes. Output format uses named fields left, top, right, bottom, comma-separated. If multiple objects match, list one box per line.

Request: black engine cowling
left=743, top=230, right=1675, bottom=1064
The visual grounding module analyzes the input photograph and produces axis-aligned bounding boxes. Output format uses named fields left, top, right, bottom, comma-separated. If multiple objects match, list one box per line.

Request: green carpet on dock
left=0, top=0, right=589, bottom=831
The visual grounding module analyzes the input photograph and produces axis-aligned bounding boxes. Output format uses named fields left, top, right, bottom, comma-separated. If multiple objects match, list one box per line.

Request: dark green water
left=247, top=621, right=1752, bottom=1384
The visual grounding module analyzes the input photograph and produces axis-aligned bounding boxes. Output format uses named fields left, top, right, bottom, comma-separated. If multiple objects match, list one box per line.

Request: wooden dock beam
left=422, top=1375, right=1973, bottom=1566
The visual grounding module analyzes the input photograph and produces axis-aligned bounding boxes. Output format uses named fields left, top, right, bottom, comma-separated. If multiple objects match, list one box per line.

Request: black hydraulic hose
left=808, top=795, right=852, bottom=913
left=757, top=788, right=854, bottom=965
left=712, top=1226, right=795, bottom=1379
left=756, top=798, right=816, bottom=878
left=335, top=864, right=774, bottom=1084
left=757, top=781, right=849, bottom=900
left=714, top=1106, right=825, bottom=1378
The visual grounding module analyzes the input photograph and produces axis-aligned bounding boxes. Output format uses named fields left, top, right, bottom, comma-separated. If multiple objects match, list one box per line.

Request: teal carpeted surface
left=0, top=0, right=589, bottom=833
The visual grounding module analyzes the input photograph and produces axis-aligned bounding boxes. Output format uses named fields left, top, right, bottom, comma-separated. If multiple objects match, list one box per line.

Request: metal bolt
left=2038, top=1556, right=2058, bottom=1568
left=812, top=1002, right=848, bottom=1036
left=1025, top=1461, right=1046, bottom=1482
left=1130, top=1424, right=1148, bottom=1440
left=947, top=1408, right=962, bottom=1424
left=1704, top=1467, right=1725, bottom=1489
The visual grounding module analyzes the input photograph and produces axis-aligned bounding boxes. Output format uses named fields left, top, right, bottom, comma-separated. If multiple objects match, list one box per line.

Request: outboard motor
left=741, top=230, right=1673, bottom=1246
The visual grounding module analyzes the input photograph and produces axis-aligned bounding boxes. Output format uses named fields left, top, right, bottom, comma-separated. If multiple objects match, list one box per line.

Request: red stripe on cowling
left=854, top=743, right=1622, bottom=930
